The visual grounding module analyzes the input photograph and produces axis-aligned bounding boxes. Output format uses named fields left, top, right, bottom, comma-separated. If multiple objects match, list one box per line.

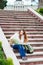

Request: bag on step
left=24, top=44, right=34, bottom=54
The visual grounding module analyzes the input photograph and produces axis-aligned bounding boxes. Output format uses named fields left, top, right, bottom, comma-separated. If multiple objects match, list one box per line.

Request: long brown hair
left=19, top=29, right=28, bottom=43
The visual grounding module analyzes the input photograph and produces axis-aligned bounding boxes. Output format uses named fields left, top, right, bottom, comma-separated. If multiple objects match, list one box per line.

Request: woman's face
left=20, top=30, right=23, bottom=35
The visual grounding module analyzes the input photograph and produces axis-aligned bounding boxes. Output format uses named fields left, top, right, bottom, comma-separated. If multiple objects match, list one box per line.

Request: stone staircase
left=0, top=10, right=43, bottom=65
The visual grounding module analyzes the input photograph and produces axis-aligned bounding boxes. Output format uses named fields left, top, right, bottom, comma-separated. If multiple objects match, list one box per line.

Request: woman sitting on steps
left=9, top=29, right=34, bottom=60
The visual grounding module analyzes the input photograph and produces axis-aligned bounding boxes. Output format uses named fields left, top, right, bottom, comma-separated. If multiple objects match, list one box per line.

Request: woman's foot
left=22, top=56, right=27, bottom=60
left=26, top=49, right=34, bottom=54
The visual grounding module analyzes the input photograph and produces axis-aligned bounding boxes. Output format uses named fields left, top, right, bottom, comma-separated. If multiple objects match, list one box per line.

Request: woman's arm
left=9, top=39, right=14, bottom=45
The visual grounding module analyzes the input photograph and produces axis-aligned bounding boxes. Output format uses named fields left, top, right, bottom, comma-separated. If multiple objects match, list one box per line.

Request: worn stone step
left=3, top=30, right=43, bottom=34
left=0, top=15, right=32, bottom=17
left=0, top=23, right=43, bottom=26
left=31, top=44, right=43, bottom=47
left=0, top=19, right=39, bottom=22
left=0, top=11, right=29, bottom=13
left=4, top=31, right=43, bottom=34
left=1, top=25, right=43, bottom=28
left=13, top=46, right=43, bottom=53
left=15, top=51, right=43, bottom=56
left=2, top=27, right=43, bottom=31
left=3, top=29, right=43, bottom=32
left=0, top=14, right=31, bottom=16
left=5, top=33, right=43, bottom=36
left=20, top=61, right=43, bottom=65
left=13, top=49, right=43, bottom=53
left=13, top=16, right=37, bottom=19
left=17, top=55, right=43, bottom=59
left=19, top=58, right=43, bottom=63
left=0, top=20, right=39, bottom=23
left=0, top=16, right=36, bottom=18
left=2, top=28, right=43, bottom=32
left=0, top=18, right=39, bottom=22
left=8, top=39, right=43, bottom=42
left=0, top=22, right=40, bottom=24
left=0, top=16, right=37, bottom=19
left=0, top=24, right=40, bottom=27
left=28, top=40, right=43, bottom=42
left=1, top=24, right=43, bottom=28
left=9, top=41, right=43, bottom=45
left=0, top=19, right=41, bottom=22
left=0, top=14, right=32, bottom=17
left=5, top=34, right=43, bottom=39
left=0, top=13, right=31, bottom=16
left=0, top=18, right=38, bottom=22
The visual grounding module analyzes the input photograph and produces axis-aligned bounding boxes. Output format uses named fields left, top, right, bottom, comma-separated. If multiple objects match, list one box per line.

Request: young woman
left=9, top=29, right=27, bottom=60
left=9, top=29, right=34, bottom=60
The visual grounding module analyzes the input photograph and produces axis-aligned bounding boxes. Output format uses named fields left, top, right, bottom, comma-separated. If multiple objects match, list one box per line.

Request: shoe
left=22, top=57, right=27, bottom=60
left=26, top=49, right=34, bottom=54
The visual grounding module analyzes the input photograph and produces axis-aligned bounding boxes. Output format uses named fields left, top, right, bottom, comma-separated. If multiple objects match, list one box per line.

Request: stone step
left=16, top=54, right=43, bottom=59
left=13, top=46, right=43, bottom=52
left=0, top=12, right=29, bottom=15
left=2, top=28, right=43, bottom=32
left=0, top=23, right=42, bottom=26
left=0, top=14, right=32, bottom=17
left=5, top=34, right=43, bottom=39
left=15, top=52, right=43, bottom=57
left=4, top=33, right=43, bottom=35
left=20, top=61, right=43, bottom=65
left=9, top=41, right=43, bottom=47
left=1, top=24, right=43, bottom=27
left=1, top=24, right=40, bottom=27
left=31, top=44, right=43, bottom=47
left=3, top=30, right=43, bottom=33
left=0, top=19, right=38, bottom=22
left=0, top=23, right=43, bottom=26
left=4, top=31, right=43, bottom=34
left=0, top=20, right=39, bottom=23
left=0, top=14, right=31, bottom=16
left=5, top=33, right=43, bottom=36
left=0, top=15, right=32, bottom=18
left=0, top=12, right=32, bottom=16
left=16, top=53, right=43, bottom=59
left=2, top=27, right=43, bottom=31
left=0, top=17, right=36, bottom=21
left=0, top=13, right=31, bottom=16
left=29, top=39, right=43, bottom=42
left=0, top=19, right=39, bottom=22
left=8, top=38, right=43, bottom=42
left=18, top=58, right=43, bottom=63
left=0, top=16, right=37, bottom=19
left=9, top=41, right=43, bottom=45
left=2, top=25, right=43, bottom=28
left=14, top=17, right=37, bottom=19
left=0, top=21, right=39, bottom=23
left=13, top=49, right=43, bottom=53
left=0, top=16, right=36, bottom=18
left=5, top=33, right=43, bottom=37
left=0, top=11, right=29, bottom=14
